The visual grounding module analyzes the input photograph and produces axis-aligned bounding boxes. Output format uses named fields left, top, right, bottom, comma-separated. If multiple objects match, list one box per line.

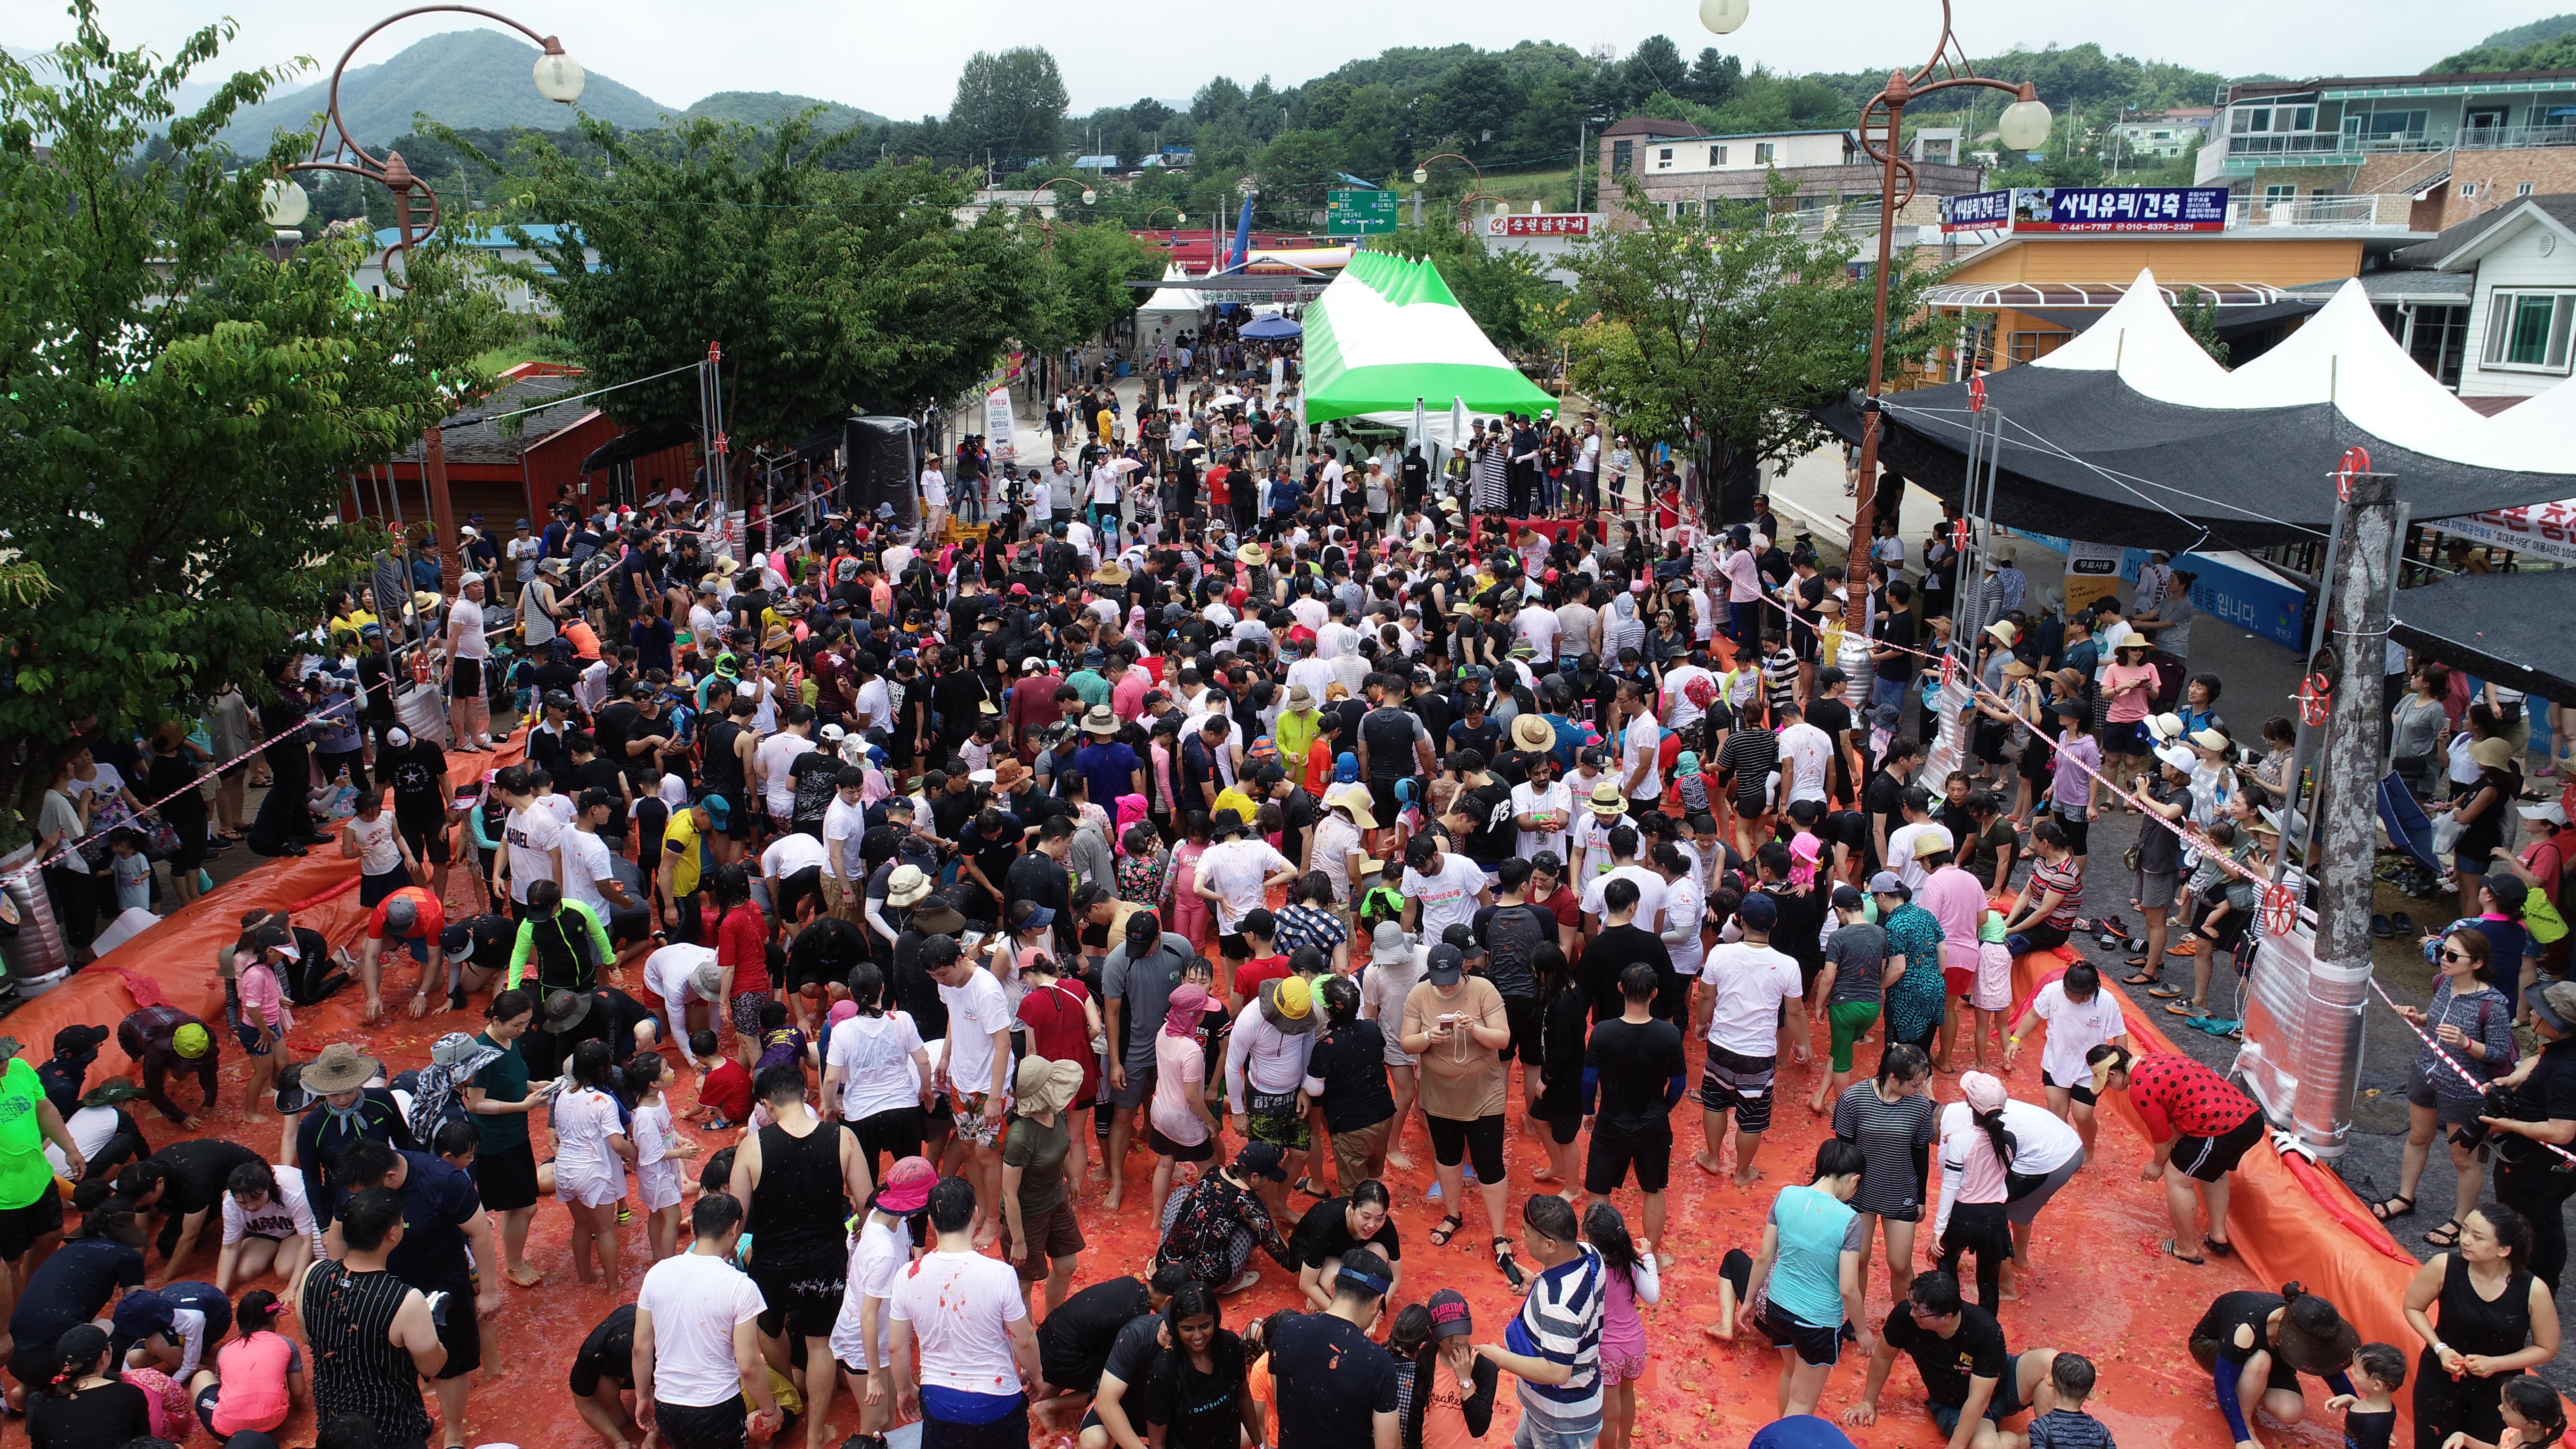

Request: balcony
left=2222, top=122, right=2576, bottom=167
left=2225, top=193, right=2418, bottom=231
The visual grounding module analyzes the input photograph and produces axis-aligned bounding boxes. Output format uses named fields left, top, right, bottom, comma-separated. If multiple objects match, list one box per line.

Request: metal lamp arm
left=1852, top=75, right=2034, bottom=211
left=306, top=4, right=566, bottom=169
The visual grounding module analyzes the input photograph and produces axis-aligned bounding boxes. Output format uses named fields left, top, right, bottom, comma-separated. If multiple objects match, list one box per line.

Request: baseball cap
left=1425, top=943, right=1465, bottom=985
left=1426, top=1288, right=1473, bottom=1340
left=51, top=1025, right=109, bottom=1056
left=1235, top=1141, right=1289, bottom=1182
left=1830, top=884, right=1864, bottom=911
left=2533, top=980, right=2576, bottom=1033
left=1737, top=892, right=1779, bottom=931
left=384, top=726, right=411, bottom=749
left=697, top=795, right=730, bottom=826
left=440, top=924, right=475, bottom=962
left=1867, top=870, right=1906, bottom=894
left=2522, top=801, right=2569, bottom=827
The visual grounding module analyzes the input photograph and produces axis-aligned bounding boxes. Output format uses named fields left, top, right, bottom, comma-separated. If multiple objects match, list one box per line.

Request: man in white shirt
left=1399, top=833, right=1491, bottom=941
left=919, top=459, right=950, bottom=536
left=1690, top=891, right=1805, bottom=1189
left=634, top=1193, right=780, bottom=1446
left=1578, top=822, right=1668, bottom=938
left=1775, top=702, right=1834, bottom=807
left=443, top=573, right=494, bottom=751
left=1516, top=599, right=1562, bottom=661
left=928, top=935, right=1015, bottom=1243
left=756, top=708, right=818, bottom=829
left=1661, top=657, right=1715, bottom=734
left=1618, top=679, right=1663, bottom=805
left=1193, top=812, right=1298, bottom=950
left=1025, top=467, right=1056, bottom=527
left=642, top=941, right=724, bottom=1067
left=557, top=788, right=643, bottom=959
left=501, top=771, right=562, bottom=910
left=1511, top=754, right=1574, bottom=861
left=1884, top=795, right=1949, bottom=894
left=1063, top=515, right=1098, bottom=566
left=889, top=1176, right=1041, bottom=1440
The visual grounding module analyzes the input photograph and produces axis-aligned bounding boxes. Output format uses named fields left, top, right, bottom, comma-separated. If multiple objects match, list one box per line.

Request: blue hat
left=1018, top=904, right=1057, bottom=932
left=1334, top=751, right=1359, bottom=784
left=697, top=795, right=730, bottom=826
left=112, top=1288, right=175, bottom=1339
left=1738, top=891, right=1779, bottom=931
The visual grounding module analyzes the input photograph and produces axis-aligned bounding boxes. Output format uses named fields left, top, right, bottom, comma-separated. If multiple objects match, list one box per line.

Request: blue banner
left=1941, top=186, right=2229, bottom=233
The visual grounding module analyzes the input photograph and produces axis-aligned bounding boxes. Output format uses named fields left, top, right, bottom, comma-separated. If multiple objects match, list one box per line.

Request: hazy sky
left=13, top=0, right=2570, bottom=115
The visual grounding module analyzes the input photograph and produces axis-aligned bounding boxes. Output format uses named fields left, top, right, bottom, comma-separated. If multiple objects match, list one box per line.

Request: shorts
left=1148, top=1125, right=1215, bottom=1163
left=2405, top=1060, right=2490, bottom=1127
left=235, top=1017, right=280, bottom=1057
left=2052, top=811, right=2091, bottom=859
left=2103, top=720, right=2149, bottom=757
left=773, top=866, right=823, bottom=927
left=2038, top=1069, right=2098, bottom=1107
left=1500, top=995, right=1541, bottom=1065
left=653, top=1394, right=748, bottom=1449
left=638, top=1157, right=684, bottom=1213
left=1601, top=1343, right=1650, bottom=1388
left=1827, top=1000, right=1881, bottom=1073
left=472, top=1139, right=541, bottom=1213
left=2005, top=1151, right=2085, bottom=1224
left=2170, top=1110, right=2265, bottom=1183
left=1699, top=1042, right=1779, bottom=1135
left=731, top=990, right=769, bottom=1037
left=1584, top=1122, right=1673, bottom=1196
left=2456, top=849, right=2491, bottom=878
left=1927, top=1355, right=2025, bottom=1434
left=1246, top=1088, right=1310, bottom=1153
left=1005, top=1199, right=1087, bottom=1281
left=398, top=817, right=453, bottom=865
left=1108, top=1058, right=1156, bottom=1110
left=1756, top=1298, right=1853, bottom=1368
left=1328, top=1116, right=1393, bottom=1188
left=450, top=657, right=483, bottom=701
left=0, top=1183, right=64, bottom=1260
left=715, top=791, right=753, bottom=842
left=559, top=1168, right=624, bottom=1209
left=924, top=1395, right=1030, bottom=1449
left=359, top=867, right=412, bottom=910
left=1217, top=932, right=1249, bottom=962
left=1425, top=1113, right=1506, bottom=1181
left=2138, top=869, right=2179, bottom=911
left=950, top=1089, right=1011, bottom=1148
left=753, top=1253, right=847, bottom=1340
left=432, top=1272, right=481, bottom=1378
left=850, top=1106, right=926, bottom=1181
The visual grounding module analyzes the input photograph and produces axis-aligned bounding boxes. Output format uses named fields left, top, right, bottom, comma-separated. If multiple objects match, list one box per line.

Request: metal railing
left=2226, top=122, right=2576, bottom=160
left=2225, top=193, right=2415, bottom=229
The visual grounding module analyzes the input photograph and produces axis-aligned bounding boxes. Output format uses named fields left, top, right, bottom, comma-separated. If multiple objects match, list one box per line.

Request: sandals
left=2149, top=985, right=2187, bottom=999
left=2204, top=1236, right=2237, bottom=1257
left=1293, top=1176, right=1329, bottom=1199
left=2370, top=1196, right=2417, bottom=1223
left=2425, top=1219, right=2464, bottom=1248
left=1428, top=1212, right=1465, bottom=1248
left=2165, top=999, right=2206, bottom=1015
left=2160, top=1238, right=2205, bottom=1265
left=2124, top=965, right=2159, bottom=983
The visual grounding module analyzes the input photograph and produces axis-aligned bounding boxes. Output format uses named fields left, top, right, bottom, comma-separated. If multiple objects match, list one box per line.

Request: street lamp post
left=1412, top=153, right=1482, bottom=233
left=259, top=7, right=585, bottom=591
left=1700, top=0, right=2049, bottom=574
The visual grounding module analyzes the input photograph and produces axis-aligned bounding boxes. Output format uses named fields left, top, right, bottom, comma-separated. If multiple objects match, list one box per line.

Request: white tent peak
left=2417, top=373, right=2576, bottom=473
left=2032, top=267, right=2233, bottom=406
left=2229, top=277, right=2480, bottom=449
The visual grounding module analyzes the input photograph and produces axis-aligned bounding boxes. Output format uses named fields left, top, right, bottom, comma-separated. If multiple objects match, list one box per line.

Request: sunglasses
left=2439, top=947, right=2475, bottom=963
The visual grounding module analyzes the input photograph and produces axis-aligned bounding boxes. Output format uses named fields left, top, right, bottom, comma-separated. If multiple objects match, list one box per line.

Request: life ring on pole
left=2297, top=673, right=2331, bottom=727
left=2334, top=446, right=2370, bottom=502
left=1967, top=372, right=1988, bottom=414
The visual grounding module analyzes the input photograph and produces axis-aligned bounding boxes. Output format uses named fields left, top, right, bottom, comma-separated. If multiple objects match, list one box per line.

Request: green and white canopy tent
left=1300, top=250, right=1556, bottom=431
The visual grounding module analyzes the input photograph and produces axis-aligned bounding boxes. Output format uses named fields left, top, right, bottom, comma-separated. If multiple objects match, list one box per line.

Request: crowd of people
left=8, top=322, right=2573, bottom=1449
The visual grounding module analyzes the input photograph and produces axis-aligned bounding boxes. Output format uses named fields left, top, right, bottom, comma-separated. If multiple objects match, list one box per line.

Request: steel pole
left=1850, top=91, right=1908, bottom=577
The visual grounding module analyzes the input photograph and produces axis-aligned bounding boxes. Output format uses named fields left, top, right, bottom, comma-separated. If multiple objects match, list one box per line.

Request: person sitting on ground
left=1030, top=1264, right=1191, bottom=1433
left=2187, top=1281, right=2361, bottom=1449
left=1154, top=1142, right=1299, bottom=1296
left=1844, top=1268, right=2058, bottom=1449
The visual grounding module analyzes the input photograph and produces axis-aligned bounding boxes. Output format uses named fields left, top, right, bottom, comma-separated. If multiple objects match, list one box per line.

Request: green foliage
left=949, top=48, right=1071, bottom=166
left=0, top=3, right=511, bottom=842
left=2174, top=286, right=2231, bottom=365
left=2432, top=30, right=2576, bottom=74
left=1025, top=222, right=1161, bottom=358
left=485, top=115, right=1048, bottom=441
left=685, top=92, right=885, bottom=133
left=1558, top=173, right=1951, bottom=483
left=1367, top=224, right=1568, bottom=361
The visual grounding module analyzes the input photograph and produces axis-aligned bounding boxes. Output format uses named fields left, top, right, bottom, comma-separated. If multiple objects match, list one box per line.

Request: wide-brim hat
left=1984, top=619, right=2018, bottom=645
left=2190, top=727, right=2230, bottom=753
left=1094, top=563, right=1131, bottom=586
left=2273, top=1303, right=2362, bottom=1377
left=544, top=988, right=593, bottom=1031
left=886, top=863, right=932, bottom=908
left=1237, top=544, right=1270, bottom=566
left=1082, top=705, right=1119, bottom=735
left=301, top=1042, right=380, bottom=1095
left=1262, top=977, right=1318, bottom=1034
left=2472, top=737, right=2516, bottom=770
left=1210, top=807, right=1249, bottom=838
left=1589, top=780, right=1626, bottom=814
left=911, top=899, right=967, bottom=935
left=1510, top=713, right=1554, bottom=752
left=2147, top=713, right=2186, bottom=742
left=1015, top=1055, right=1084, bottom=1115
left=1326, top=783, right=1378, bottom=829
left=2002, top=659, right=2035, bottom=678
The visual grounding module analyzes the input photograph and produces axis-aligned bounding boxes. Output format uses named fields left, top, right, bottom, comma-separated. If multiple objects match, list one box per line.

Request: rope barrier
left=2364, top=973, right=2576, bottom=1167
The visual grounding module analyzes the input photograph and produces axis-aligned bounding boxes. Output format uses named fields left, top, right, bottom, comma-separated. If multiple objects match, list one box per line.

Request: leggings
left=1938, top=1201, right=2012, bottom=1314
left=1426, top=1113, right=1506, bottom=1181
left=851, top=1106, right=925, bottom=1186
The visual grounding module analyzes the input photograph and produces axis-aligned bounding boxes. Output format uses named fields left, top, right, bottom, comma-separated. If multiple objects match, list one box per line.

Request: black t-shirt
left=151, top=1138, right=265, bottom=1216
left=788, top=916, right=869, bottom=989
left=1004, top=851, right=1071, bottom=921
left=789, top=753, right=843, bottom=838
left=1882, top=1302, right=2010, bottom=1409
left=378, top=741, right=451, bottom=826
left=1359, top=708, right=1417, bottom=781
left=1809, top=696, right=1853, bottom=742
left=1470, top=901, right=1553, bottom=999
left=1270, top=1311, right=1399, bottom=1449
left=1100, top=1312, right=1166, bottom=1400
left=384, top=1149, right=484, bottom=1289
left=1581, top=924, right=1676, bottom=1025
left=1038, top=1277, right=1152, bottom=1382
left=10, top=1238, right=144, bottom=1344
left=1275, top=789, right=1319, bottom=872
left=595, top=701, right=644, bottom=764
left=1455, top=781, right=1516, bottom=869
left=1303, top=1021, right=1394, bottom=1134
left=456, top=912, right=517, bottom=973
left=25, top=1380, right=150, bottom=1447
left=1288, top=1198, right=1403, bottom=1269
left=569, top=1304, right=636, bottom=1395
left=1862, top=771, right=1905, bottom=866
left=1448, top=717, right=1502, bottom=760
left=1145, top=1329, right=1249, bottom=1449
left=1874, top=610, right=1919, bottom=684
left=1584, top=1016, right=1685, bottom=1138
left=2503, top=1038, right=2576, bottom=1163
left=596, top=987, right=656, bottom=1043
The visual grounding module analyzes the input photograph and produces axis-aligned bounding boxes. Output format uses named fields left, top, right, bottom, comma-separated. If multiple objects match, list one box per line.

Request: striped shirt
left=302, top=1261, right=431, bottom=1445
left=1505, top=1244, right=1605, bottom=1434
left=1832, top=1080, right=1938, bottom=1219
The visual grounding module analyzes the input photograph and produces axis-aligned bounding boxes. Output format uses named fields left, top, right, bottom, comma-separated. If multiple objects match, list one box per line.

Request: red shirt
left=700, top=1059, right=753, bottom=1122
left=2126, top=1052, right=2257, bottom=1143
left=1302, top=740, right=1334, bottom=797
left=716, top=903, right=770, bottom=996
left=1206, top=466, right=1231, bottom=506
left=365, top=886, right=445, bottom=943
left=1010, top=674, right=1064, bottom=736
left=1017, top=978, right=1099, bottom=1103
left=1233, top=955, right=1290, bottom=1006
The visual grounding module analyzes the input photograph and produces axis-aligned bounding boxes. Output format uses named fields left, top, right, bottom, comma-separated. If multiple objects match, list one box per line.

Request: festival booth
left=1299, top=250, right=1557, bottom=426
left=1134, top=263, right=1208, bottom=340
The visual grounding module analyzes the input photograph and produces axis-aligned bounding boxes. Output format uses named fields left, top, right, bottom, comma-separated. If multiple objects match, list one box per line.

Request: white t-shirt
left=1582, top=863, right=1670, bottom=938
left=823, top=797, right=869, bottom=878
left=503, top=805, right=560, bottom=902
left=1511, top=780, right=1573, bottom=861
left=220, top=1165, right=323, bottom=1252
left=346, top=812, right=403, bottom=876
left=635, top=1251, right=769, bottom=1408
left=448, top=596, right=489, bottom=660
left=919, top=468, right=950, bottom=508
left=1662, top=872, right=1707, bottom=976
left=1696, top=942, right=1803, bottom=1057
left=852, top=677, right=892, bottom=732
left=559, top=828, right=617, bottom=915
left=890, top=1248, right=1028, bottom=1395
left=828, top=1216, right=916, bottom=1370
left=552, top=1086, right=626, bottom=1190
left=1570, top=811, right=1619, bottom=880
left=1661, top=665, right=1714, bottom=732
left=2030, top=982, right=2128, bottom=1088
left=1777, top=722, right=1833, bottom=805
left=1622, top=712, right=1663, bottom=802
left=828, top=1011, right=928, bottom=1120
left=759, top=831, right=828, bottom=881
left=1199, top=839, right=1294, bottom=934
left=1887, top=821, right=1942, bottom=892
left=1401, top=853, right=1489, bottom=941
left=644, top=942, right=719, bottom=1009
left=938, top=966, right=1014, bottom=1099
left=1517, top=607, right=1562, bottom=660
left=44, top=1105, right=127, bottom=1179
left=757, top=733, right=815, bottom=817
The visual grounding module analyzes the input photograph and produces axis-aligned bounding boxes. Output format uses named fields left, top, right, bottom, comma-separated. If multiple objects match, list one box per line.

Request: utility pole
left=2309, top=471, right=2399, bottom=1101
left=423, top=426, right=460, bottom=591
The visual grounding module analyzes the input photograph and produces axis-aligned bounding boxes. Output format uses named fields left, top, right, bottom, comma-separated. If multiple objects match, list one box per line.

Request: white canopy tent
left=1135, top=264, right=1206, bottom=337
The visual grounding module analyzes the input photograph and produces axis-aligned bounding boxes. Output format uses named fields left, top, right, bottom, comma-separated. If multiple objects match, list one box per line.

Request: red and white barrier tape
left=2365, top=973, right=2576, bottom=1166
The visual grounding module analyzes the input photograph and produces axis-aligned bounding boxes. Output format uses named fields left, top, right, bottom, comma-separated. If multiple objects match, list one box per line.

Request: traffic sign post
left=1326, top=188, right=1398, bottom=235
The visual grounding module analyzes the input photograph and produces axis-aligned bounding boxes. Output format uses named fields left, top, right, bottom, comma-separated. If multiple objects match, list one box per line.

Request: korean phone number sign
left=1941, top=186, right=2229, bottom=233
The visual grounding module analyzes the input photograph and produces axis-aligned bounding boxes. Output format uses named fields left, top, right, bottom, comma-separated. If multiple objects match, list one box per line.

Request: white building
left=1477, top=209, right=1606, bottom=284
left=2386, top=194, right=2576, bottom=397
left=353, top=223, right=594, bottom=313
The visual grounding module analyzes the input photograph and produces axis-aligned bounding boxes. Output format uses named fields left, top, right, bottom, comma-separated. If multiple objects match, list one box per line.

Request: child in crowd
left=2326, top=1341, right=2404, bottom=1449
left=625, top=1053, right=696, bottom=1262
left=692, top=1028, right=751, bottom=1129
left=2438, top=1375, right=2566, bottom=1449
left=2027, top=1351, right=2114, bottom=1449
left=108, top=828, right=154, bottom=914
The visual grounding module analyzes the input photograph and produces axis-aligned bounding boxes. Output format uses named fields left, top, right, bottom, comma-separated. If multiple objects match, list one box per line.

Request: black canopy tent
left=1814, top=368, right=2576, bottom=552
left=2389, top=567, right=2576, bottom=697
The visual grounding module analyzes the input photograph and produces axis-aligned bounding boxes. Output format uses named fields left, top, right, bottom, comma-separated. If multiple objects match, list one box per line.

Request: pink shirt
left=1721, top=547, right=1763, bottom=604
left=237, top=954, right=291, bottom=1034
left=1112, top=668, right=1152, bottom=722
left=1916, top=865, right=1989, bottom=977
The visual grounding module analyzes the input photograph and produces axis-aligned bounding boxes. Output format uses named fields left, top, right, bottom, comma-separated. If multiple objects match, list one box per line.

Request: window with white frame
left=1658, top=148, right=1674, bottom=169
left=2520, top=182, right=2536, bottom=196
left=1710, top=145, right=1727, bottom=165
left=1755, top=142, right=1775, bottom=163
left=2484, top=290, right=2576, bottom=372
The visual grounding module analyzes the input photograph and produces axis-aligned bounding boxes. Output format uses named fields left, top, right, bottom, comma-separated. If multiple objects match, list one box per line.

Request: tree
left=1687, top=48, right=1743, bottom=107
left=491, top=116, right=1048, bottom=441
left=2174, top=286, right=2231, bottom=364
left=1557, top=174, right=1952, bottom=523
left=1024, top=222, right=1160, bottom=358
left=0, top=4, right=511, bottom=845
left=949, top=47, right=1069, bottom=164
left=1424, top=54, right=1514, bottom=154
